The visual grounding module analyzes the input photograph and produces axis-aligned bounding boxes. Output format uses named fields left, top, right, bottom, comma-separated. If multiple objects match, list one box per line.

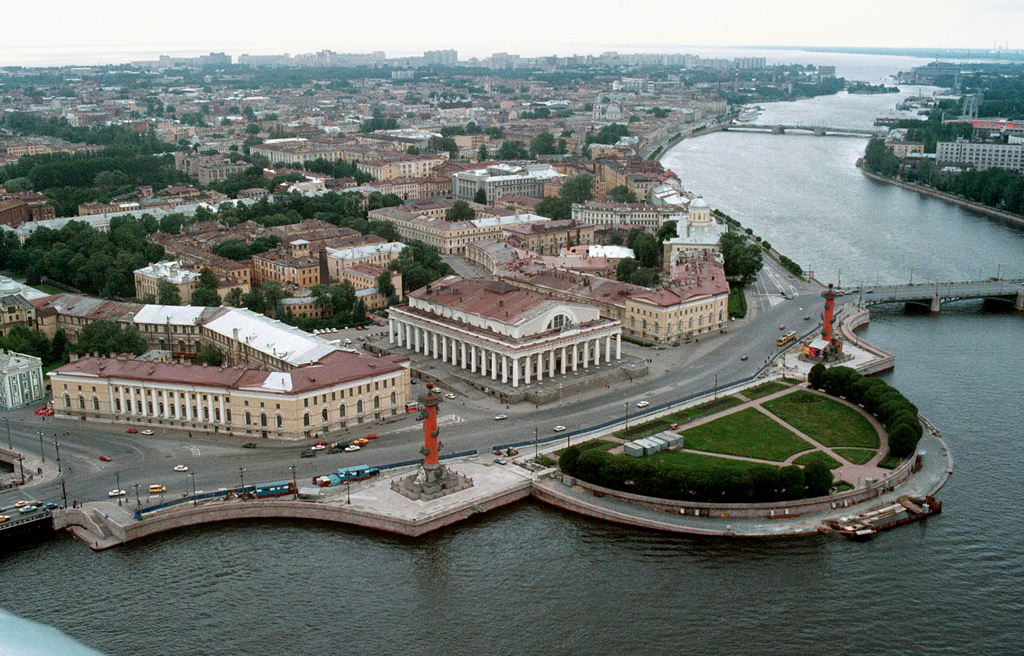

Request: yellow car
left=13, top=500, right=29, bottom=508
left=352, top=438, right=369, bottom=447
left=0, top=515, right=9, bottom=523
left=148, top=485, right=166, bottom=494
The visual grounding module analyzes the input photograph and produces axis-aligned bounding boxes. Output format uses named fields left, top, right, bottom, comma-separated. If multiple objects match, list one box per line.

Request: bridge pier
left=930, top=296, right=941, bottom=314
left=1016, top=290, right=1024, bottom=313
left=772, top=125, right=785, bottom=134
left=814, top=127, right=826, bottom=136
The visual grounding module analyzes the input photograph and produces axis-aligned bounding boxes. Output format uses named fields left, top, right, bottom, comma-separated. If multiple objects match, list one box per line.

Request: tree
left=73, top=321, right=146, bottom=357
left=0, top=327, right=51, bottom=363
left=530, top=132, right=556, bottom=157
left=473, top=188, right=487, bottom=205
left=478, top=144, right=488, bottom=161
left=808, top=363, right=827, bottom=390
left=376, top=270, right=396, bottom=301
left=633, top=233, right=660, bottom=268
left=190, top=286, right=221, bottom=307
left=446, top=200, right=475, bottom=222
left=778, top=464, right=805, bottom=499
left=608, top=185, right=637, bottom=203
left=559, top=175, right=595, bottom=204
left=197, top=267, right=219, bottom=290
left=195, top=343, right=223, bottom=367
left=719, top=232, right=763, bottom=285
left=535, top=196, right=572, bottom=220
left=157, top=280, right=181, bottom=305
left=224, top=287, right=244, bottom=307
left=656, top=220, right=678, bottom=243
left=803, top=461, right=834, bottom=497
left=497, top=141, right=529, bottom=160
left=864, top=138, right=900, bottom=176
left=50, top=329, right=69, bottom=364
left=888, top=423, right=919, bottom=459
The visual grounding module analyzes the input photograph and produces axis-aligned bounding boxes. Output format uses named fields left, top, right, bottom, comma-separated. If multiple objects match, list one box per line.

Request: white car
left=494, top=414, right=508, bottom=421
left=108, top=489, right=126, bottom=497
left=173, top=465, right=189, bottom=472
left=445, top=393, right=457, bottom=399
left=344, top=444, right=361, bottom=452
left=637, top=401, right=650, bottom=408
left=310, top=444, right=326, bottom=451
left=553, top=425, right=566, bottom=432
left=141, top=429, right=154, bottom=435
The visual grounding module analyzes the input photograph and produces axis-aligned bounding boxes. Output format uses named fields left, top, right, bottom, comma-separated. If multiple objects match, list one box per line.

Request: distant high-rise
left=423, top=49, right=458, bottom=66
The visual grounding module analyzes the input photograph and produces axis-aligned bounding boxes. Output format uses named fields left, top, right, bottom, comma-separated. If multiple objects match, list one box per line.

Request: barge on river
left=821, top=496, right=942, bottom=540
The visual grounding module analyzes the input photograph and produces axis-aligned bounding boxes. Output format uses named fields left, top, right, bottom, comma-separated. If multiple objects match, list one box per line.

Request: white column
left=432, top=332, right=438, bottom=359
left=207, top=394, right=214, bottom=424
left=572, top=344, right=578, bottom=372
left=441, top=336, right=448, bottom=362
left=512, top=358, right=519, bottom=387
left=388, top=318, right=395, bottom=344
left=219, top=396, right=226, bottom=424
left=470, top=345, right=477, bottom=373
left=606, top=335, right=612, bottom=362
left=414, top=327, right=421, bottom=353
left=108, top=386, right=116, bottom=415
left=561, top=346, right=567, bottom=375
left=501, top=355, right=508, bottom=383
left=460, top=342, right=467, bottom=369
left=616, top=333, right=621, bottom=359
left=491, top=351, right=498, bottom=380
left=594, top=338, right=601, bottom=365
left=186, top=393, right=193, bottom=421
left=479, top=348, right=486, bottom=376
left=162, top=390, right=169, bottom=418
left=549, top=350, right=556, bottom=378
left=583, top=341, right=590, bottom=369
left=139, top=388, right=147, bottom=417
left=536, top=352, right=543, bottom=382
left=119, top=387, right=126, bottom=415
left=405, top=324, right=411, bottom=349
left=524, top=355, right=531, bottom=384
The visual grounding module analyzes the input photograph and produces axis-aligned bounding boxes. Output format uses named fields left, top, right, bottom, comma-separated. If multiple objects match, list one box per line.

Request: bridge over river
left=724, top=123, right=886, bottom=137
left=850, top=279, right=1024, bottom=313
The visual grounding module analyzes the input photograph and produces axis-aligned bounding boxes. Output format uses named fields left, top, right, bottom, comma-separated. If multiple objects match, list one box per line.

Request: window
left=115, top=398, right=121, bottom=412
left=356, top=400, right=364, bottom=414
left=303, top=413, right=310, bottom=427
left=339, top=405, right=346, bottom=417
left=260, top=413, right=267, bottom=428
left=245, top=412, right=251, bottom=426
left=276, top=415, right=283, bottom=429
left=390, top=392, right=396, bottom=406
left=321, top=408, right=328, bottom=423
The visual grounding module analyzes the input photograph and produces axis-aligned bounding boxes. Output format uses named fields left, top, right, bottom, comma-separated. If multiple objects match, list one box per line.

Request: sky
left=2, top=0, right=1023, bottom=66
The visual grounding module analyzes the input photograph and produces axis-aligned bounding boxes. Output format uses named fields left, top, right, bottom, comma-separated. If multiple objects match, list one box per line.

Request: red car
left=125, top=428, right=138, bottom=434
left=313, top=440, right=329, bottom=447
left=364, top=433, right=378, bottom=440
left=99, top=455, right=111, bottom=462
left=34, top=407, right=53, bottom=416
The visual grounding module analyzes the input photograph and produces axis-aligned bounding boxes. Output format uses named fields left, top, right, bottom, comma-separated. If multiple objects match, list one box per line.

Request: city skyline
left=2, top=0, right=1023, bottom=68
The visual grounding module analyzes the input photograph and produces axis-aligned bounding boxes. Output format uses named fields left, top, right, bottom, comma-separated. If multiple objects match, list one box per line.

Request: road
left=0, top=256, right=829, bottom=513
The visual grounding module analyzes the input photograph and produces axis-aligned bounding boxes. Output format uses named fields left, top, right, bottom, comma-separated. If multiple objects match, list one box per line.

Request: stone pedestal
left=393, top=463, right=473, bottom=502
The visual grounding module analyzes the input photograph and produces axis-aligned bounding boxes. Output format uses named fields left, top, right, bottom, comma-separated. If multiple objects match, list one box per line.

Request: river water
left=4, top=62, right=1024, bottom=656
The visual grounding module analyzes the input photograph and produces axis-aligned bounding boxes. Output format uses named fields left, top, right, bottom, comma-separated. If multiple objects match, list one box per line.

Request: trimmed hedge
left=807, top=364, right=923, bottom=458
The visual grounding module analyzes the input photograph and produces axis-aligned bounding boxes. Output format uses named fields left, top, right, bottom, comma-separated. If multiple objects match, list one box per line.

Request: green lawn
left=833, top=448, right=878, bottom=465
left=31, top=283, right=66, bottom=295
left=613, top=396, right=745, bottom=440
left=650, top=449, right=779, bottom=473
left=762, top=391, right=880, bottom=449
left=742, top=381, right=790, bottom=400
left=878, top=455, right=902, bottom=470
left=679, top=408, right=813, bottom=462
left=555, top=439, right=617, bottom=457
left=793, top=451, right=842, bottom=469
left=728, top=283, right=747, bottom=318
left=833, top=481, right=854, bottom=493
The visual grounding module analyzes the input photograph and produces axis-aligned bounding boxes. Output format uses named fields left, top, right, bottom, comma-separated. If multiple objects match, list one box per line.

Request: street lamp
left=534, top=427, right=539, bottom=460
left=238, top=467, right=246, bottom=496
left=714, top=374, right=719, bottom=401
left=289, top=465, right=298, bottom=499
left=38, top=431, right=44, bottom=463
left=133, top=483, right=141, bottom=510
left=5, top=418, right=11, bottom=450
left=188, top=472, right=197, bottom=506
left=53, top=440, right=62, bottom=474
left=115, top=471, right=122, bottom=506
left=624, top=401, right=629, bottom=431
left=345, top=480, right=351, bottom=505
left=18, top=455, right=25, bottom=485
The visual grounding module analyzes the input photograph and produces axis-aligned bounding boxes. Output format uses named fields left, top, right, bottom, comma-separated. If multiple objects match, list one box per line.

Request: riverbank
left=859, top=163, right=1024, bottom=230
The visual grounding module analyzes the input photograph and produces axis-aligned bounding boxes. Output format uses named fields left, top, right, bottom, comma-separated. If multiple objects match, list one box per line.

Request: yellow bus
left=776, top=330, right=797, bottom=347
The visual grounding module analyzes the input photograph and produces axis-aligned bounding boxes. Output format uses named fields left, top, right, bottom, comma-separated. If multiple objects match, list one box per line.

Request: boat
left=737, top=107, right=760, bottom=123
left=821, top=495, right=943, bottom=540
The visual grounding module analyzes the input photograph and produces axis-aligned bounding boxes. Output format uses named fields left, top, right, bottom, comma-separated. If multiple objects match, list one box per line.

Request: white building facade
left=387, top=277, right=622, bottom=388
left=0, top=350, right=45, bottom=410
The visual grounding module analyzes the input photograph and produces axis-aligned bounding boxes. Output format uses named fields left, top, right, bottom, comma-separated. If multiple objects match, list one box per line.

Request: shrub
left=803, top=461, right=834, bottom=497
left=888, top=424, right=919, bottom=458
left=779, top=465, right=805, bottom=499
left=559, top=445, right=582, bottom=476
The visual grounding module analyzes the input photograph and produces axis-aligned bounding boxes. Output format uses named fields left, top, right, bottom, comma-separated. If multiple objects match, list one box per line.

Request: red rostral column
left=422, top=382, right=440, bottom=467
left=821, top=283, right=837, bottom=342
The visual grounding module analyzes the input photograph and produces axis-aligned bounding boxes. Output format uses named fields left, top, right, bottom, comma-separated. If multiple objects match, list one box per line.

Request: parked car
left=43, top=503, right=59, bottom=510
left=494, top=414, right=508, bottom=421
left=141, top=429, right=154, bottom=435
left=328, top=447, right=344, bottom=454
left=314, top=440, right=329, bottom=447
left=99, top=455, right=111, bottom=462
left=0, top=515, right=8, bottom=523
left=108, top=489, right=126, bottom=497
left=310, top=444, right=326, bottom=451
left=148, top=485, right=166, bottom=494
left=173, top=465, right=189, bottom=472
left=300, top=450, right=316, bottom=458
left=364, top=433, right=378, bottom=440
left=125, top=428, right=138, bottom=434
left=352, top=438, right=369, bottom=447
left=637, top=401, right=649, bottom=408
left=242, top=442, right=257, bottom=449
left=553, top=425, right=566, bottom=432
left=13, top=501, right=29, bottom=508
left=445, top=393, right=457, bottom=399
left=344, top=445, right=361, bottom=452
left=741, top=355, right=749, bottom=361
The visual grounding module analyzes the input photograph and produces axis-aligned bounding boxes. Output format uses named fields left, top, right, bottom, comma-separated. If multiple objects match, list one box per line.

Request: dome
left=690, top=197, right=709, bottom=209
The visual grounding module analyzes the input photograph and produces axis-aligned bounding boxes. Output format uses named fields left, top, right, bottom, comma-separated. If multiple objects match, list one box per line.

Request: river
left=3, top=59, right=1024, bottom=655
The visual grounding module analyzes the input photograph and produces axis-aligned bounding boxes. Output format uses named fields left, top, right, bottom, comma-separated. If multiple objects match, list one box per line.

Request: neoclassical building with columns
left=387, top=276, right=622, bottom=389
